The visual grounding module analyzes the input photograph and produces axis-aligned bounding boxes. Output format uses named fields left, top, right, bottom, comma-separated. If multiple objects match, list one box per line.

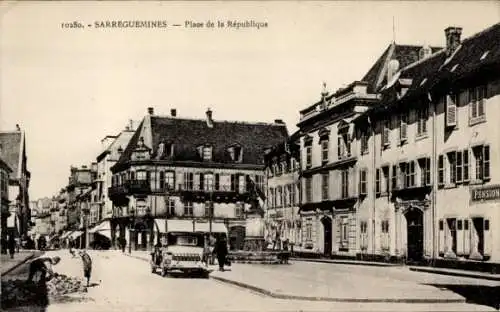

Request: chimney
left=171, top=109, right=177, bottom=117
left=445, top=26, right=462, bottom=56
left=15, top=124, right=20, bottom=131
left=206, top=108, right=213, bottom=128
left=128, top=119, right=134, bottom=130
left=147, top=107, right=154, bottom=115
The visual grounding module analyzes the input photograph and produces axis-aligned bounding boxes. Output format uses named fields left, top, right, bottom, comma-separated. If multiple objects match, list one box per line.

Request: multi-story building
left=90, top=121, right=136, bottom=228
left=0, top=157, right=12, bottom=253
left=66, top=165, right=93, bottom=230
left=0, top=125, right=31, bottom=239
left=354, top=24, right=500, bottom=271
left=109, top=107, right=287, bottom=251
left=263, top=131, right=301, bottom=250
left=296, top=42, right=442, bottom=258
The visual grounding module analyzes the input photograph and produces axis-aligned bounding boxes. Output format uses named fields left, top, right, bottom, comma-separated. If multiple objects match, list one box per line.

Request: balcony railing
left=178, top=183, right=245, bottom=194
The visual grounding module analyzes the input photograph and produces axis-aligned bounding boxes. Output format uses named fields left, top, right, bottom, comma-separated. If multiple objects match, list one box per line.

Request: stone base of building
left=427, top=258, right=500, bottom=274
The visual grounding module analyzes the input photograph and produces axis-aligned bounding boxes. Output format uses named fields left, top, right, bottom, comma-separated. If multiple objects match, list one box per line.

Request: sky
left=1, top=1, right=499, bottom=200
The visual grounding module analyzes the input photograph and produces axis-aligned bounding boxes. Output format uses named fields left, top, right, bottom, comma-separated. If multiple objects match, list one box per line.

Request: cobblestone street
left=2, top=250, right=498, bottom=312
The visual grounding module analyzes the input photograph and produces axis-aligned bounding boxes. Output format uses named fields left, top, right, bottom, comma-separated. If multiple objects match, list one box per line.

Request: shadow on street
left=426, top=284, right=500, bottom=310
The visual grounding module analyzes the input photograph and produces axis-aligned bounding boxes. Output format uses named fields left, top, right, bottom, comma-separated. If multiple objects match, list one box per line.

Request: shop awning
left=94, top=230, right=111, bottom=240
left=89, top=220, right=111, bottom=233
left=154, top=219, right=195, bottom=233
left=194, top=221, right=228, bottom=234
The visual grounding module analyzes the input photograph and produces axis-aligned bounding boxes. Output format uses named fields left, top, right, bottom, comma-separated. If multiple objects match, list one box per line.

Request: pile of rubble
left=1, top=274, right=87, bottom=308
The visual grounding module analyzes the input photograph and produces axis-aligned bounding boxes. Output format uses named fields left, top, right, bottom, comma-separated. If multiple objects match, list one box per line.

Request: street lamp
left=128, top=208, right=135, bottom=254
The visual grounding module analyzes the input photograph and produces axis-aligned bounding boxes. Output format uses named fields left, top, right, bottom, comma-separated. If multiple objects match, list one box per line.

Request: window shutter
left=438, top=155, right=444, bottom=186
left=463, top=149, right=470, bottom=182
left=337, top=136, right=342, bottom=158
left=375, top=169, right=381, bottom=195
left=478, top=85, right=486, bottom=116
left=456, top=151, right=463, bottom=183
left=425, top=158, right=431, bottom=186
left=438, top=219, right=445, bottom=256
left=484, top=219, right=491, bottom=257
left=463, top=219, right=470, bottom=256
left=199, top=173, right=204, bottom=191
left=456, top=220, right=464, bottom=256
left=483, top=145, right=490, bottom=180
left=446, top=94, right=457, bottom=127
left=400, top=114, right=408, bottom=142
left=215, top=173, right=220, bottom=190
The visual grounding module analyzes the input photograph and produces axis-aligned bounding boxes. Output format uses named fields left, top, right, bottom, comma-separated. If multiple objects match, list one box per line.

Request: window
left=165, top=172, right=175, bottom=190
left=418, top=158, right=431, bottom=186
left=360, top=221, right=368, bottom=250
left=238, top=174, right=246, bottom=193
left=446, top=93, right=458, bottom=128
left=463, top=150, right=470, bottom=182
left=255, top=175, right=264, bottom=192
left=360, top=129, right=369, bottom=154
left=382, top=120, right=390, bottom=147
left=229, top=146, right=242, bottom=162
left=375, top=169, right=381, bottom=195
left=382, top=166, right=390, bottom=193
left=473, top=145, right=490, bottom=181
left=136, top=170, right=147, bottom=181
left=469, top=85, right=487, bottom=122
left=159, top=171, right=165, bottom=189
left=204, top=173, right=214, bottom=191
left=359, top=169, right=367, bottom=195
left=447, top=152, right=456, bottom=184
left=321, top=140, right=329, bottom=164
left=183, top=201, right=193, bottom=216
left=202, top=146, right=212, bottom=161
left=399, top=163, right=407, bottom=189
left=167, top=199, right=175, bottom=216
left=305, top=177, right=312, bottom=203
left=276, top=186, right=282, bottom=207
left=321, top=173, right=329, bottom=200
left=438, top=155, right=445, bottom=186
left=340, top=217, right=349, bottom=249
left=183, top=172, right=194, bottom=190
left=305, top=223, right=312, bottom=241
left=204, top=202, right=213, bottom=217
left=456, top=151, right=463, bottom=183
left=337, top=134, right=351, bottom=159
left=230, top=174, right=237, bottom=191
left=417, top=106, right=428, bottom=136
left=408, top=161, right=416, bottom=188
left=235, top=203, right=244, bottom=218
left=289, top=184, right=295, bottom=206
left=400, top=112, right=408, bottom=143
left=305, top=146, right=312, bottom=168
left=381, top=220, right=390, bottom=251
left=341, top=169, right=349, bottom=199
left=391, top=165, right=398, bottom=190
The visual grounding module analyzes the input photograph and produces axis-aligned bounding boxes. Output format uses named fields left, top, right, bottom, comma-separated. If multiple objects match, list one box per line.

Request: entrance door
left=321, top=217, right=332, bottom=256
left=405, top=208, right=424, bottom=263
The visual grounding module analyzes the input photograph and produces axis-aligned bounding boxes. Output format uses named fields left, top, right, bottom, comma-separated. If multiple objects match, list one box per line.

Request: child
left=78, top=250, right=92, bottom=287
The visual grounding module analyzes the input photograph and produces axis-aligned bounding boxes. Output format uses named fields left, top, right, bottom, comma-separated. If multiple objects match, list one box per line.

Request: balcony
left=108, top=179, right=151, bottom=201
left=178, top=183, right=249, bottom=203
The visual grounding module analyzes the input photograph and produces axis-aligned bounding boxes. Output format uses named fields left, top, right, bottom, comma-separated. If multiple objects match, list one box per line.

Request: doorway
left=321, top=217, right=332, bottom=256
left=405, top=207, right=424, bottom=263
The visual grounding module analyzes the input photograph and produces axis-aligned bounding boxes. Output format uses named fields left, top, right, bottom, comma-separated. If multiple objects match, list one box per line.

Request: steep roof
left=0, top=131, right=22, bottom=178
left=362, top=43, right=443, bottom=93
left=97, top=129, right=135, bottom=162
left=114, top=116, right=289, bottom=169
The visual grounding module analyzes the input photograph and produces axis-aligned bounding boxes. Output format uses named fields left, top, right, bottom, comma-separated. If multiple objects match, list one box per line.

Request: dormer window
left=156, top=141, right=174, bottom=160
left=198, top=145, right=212, bottom=161
left=228, top=145, right=243, bottom=163
left=132, top=137, right=150, bottom=161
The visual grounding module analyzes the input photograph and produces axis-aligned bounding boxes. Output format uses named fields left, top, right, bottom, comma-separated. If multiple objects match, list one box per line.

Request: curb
left=409, top=267, right=500, bottom=282
left=291, top=258, right=400, bottom=267
left=1, top=253, right=37, bottom=276
left=210, top=275, right=466, bottom=304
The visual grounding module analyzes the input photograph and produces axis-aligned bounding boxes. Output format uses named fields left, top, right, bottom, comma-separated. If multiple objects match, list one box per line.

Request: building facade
left=0, top=126, right=31, bottom=239
left=264, top=132, right=301, bottom=250
left=0, top=157, right=12, bottom=253
left=66, top=165, right=93, bottom=230
left=109, top=107, right=287, bottom=251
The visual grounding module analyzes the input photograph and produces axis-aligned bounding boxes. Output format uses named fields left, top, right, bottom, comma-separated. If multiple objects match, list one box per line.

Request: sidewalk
left=1, top=250, right=38, bottom=275
left=210, top=264, right=466, bottom=303
left=291, top=257, right=399, bottom=267
left=409, top=266, right=500, bottom=281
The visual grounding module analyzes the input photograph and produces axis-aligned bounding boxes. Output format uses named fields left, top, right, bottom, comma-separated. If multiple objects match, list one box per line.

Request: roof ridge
left=460, top=22, right=500, bottom=44
left=151, top=115, right=286, bottom=126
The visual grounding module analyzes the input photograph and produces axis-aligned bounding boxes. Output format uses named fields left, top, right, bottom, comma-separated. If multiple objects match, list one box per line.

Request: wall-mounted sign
left=471, top=185, right=500, bottom=202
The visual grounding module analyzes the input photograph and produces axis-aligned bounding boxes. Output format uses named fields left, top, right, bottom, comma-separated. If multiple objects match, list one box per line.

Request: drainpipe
left=371, top=116, right=376, bottom=258
left=431, top=92, right=437, bottom=263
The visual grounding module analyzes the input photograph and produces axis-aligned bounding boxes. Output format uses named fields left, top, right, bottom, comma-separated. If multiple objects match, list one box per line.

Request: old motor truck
left=151, top=219, right=228, bottom=277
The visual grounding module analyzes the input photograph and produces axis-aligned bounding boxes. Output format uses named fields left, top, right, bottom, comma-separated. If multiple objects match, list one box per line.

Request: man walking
left=8, top=235, right=16, bottom=259
left=213, top=236, right=228, bottom=272
left=78, top=250, right=92, bottom=287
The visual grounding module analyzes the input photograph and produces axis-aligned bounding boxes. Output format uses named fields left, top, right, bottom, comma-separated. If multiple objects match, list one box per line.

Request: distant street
left=1, top=250, right=498, bottom=312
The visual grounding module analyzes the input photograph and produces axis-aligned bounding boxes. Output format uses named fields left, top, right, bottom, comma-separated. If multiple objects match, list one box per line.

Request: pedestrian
left=26, top=256, right=61, bottom=285
left=213, top=236, right=228, bottom=272
left=78, top=250, right=92, bottom=287
left=121, top=237, right=126, bottom=253
left=69, top=238, right=76, bottom=257
left=8, top=235, right=16, bottom=259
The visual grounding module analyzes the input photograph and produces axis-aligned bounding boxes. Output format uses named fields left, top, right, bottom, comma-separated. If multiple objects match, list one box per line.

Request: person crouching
left=78, top=250, right=92, bottom=287
left=26, top=256, right=61, bottom=285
